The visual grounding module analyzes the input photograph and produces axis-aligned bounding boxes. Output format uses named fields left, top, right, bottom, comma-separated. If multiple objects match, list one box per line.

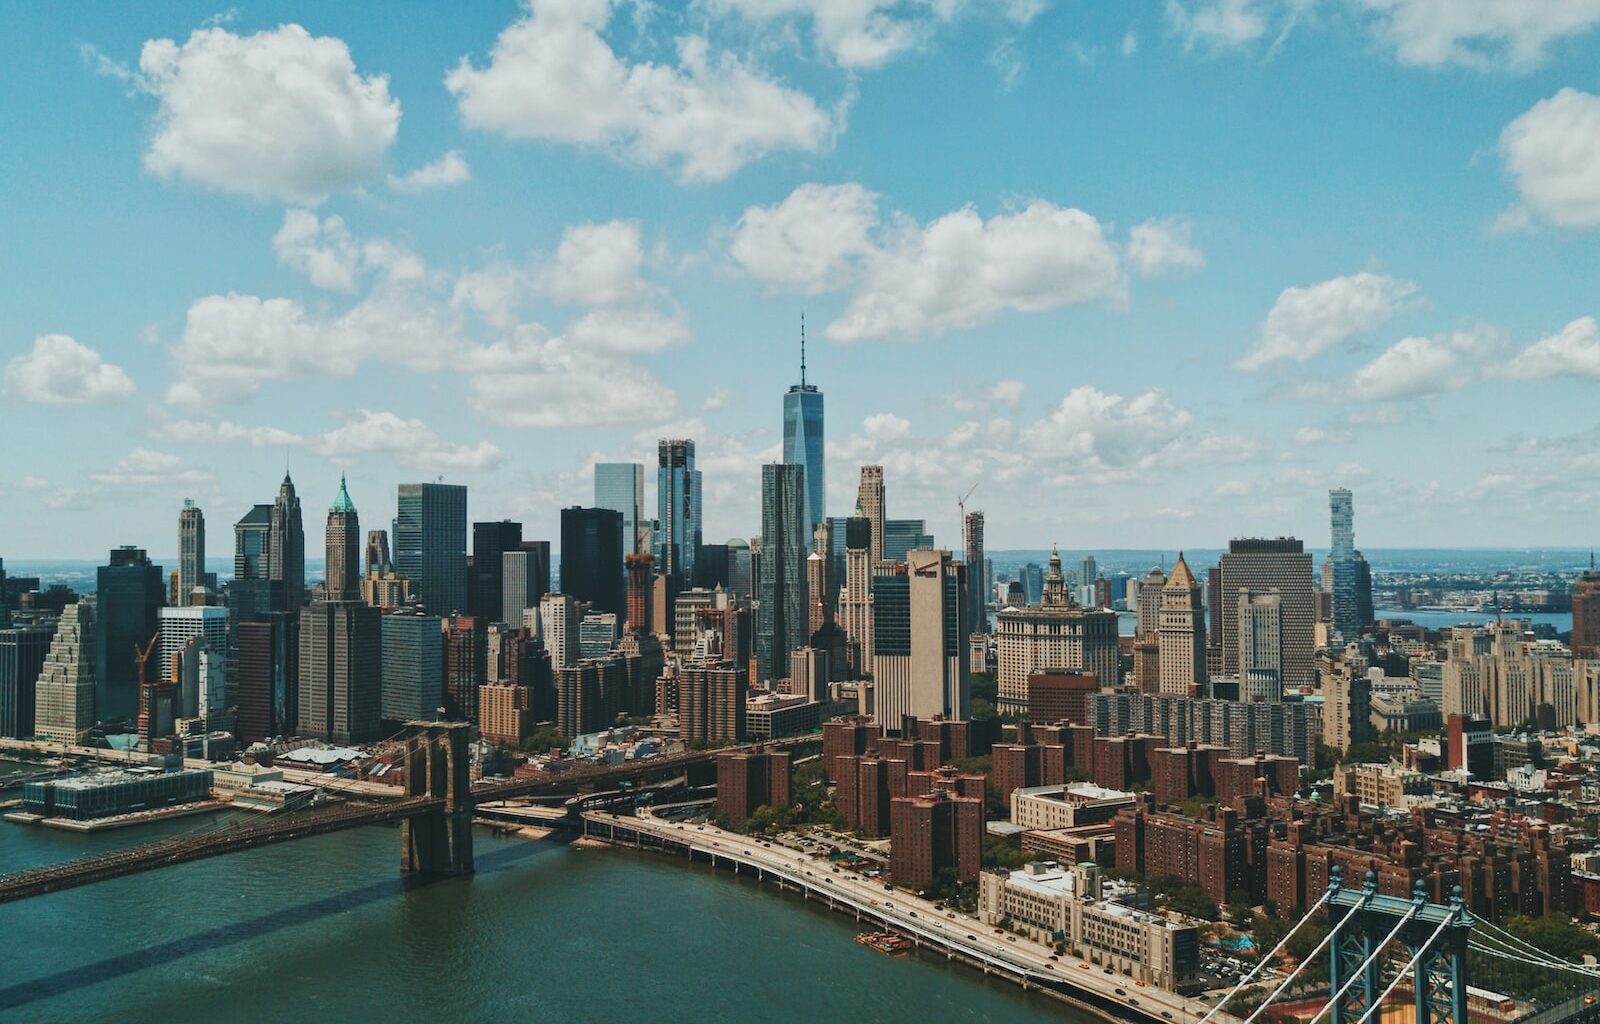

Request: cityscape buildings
left=325, top=475, right=361, bottom=601
left=396, top=482, right=468, bottom=617
left=871, top=549, right=969, bottom=726
left=995, top=547, right=1119, bottom=711
left=268, top=472, right=306, bottom=613
left=856, top=465, right=886, bottom=566
left=755, top=463, right=808, bottom=684
left=1328, top=488, right=1357, bottom=641
left=1157, top=553, right=1206, bottom=696
left=1218, top=538, right=1316, bottom=690
left=655, top=439, right=701, bottom=589
left=594, top=462, right=645, bottom=555
left=95, top=546, right=164, bottom=721
left=781, top=325, right=825, bottom=538
left=469, top=519, right=522, bottom=624
left=33, top=600, right=96, bottom=744
left=177, top=499, right=206, bottom=605
left=560, top=506, right=624, bottom=617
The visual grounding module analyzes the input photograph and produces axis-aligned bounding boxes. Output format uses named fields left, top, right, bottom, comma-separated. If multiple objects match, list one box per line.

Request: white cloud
left=317, top=409, right=502, bottom=471
left=1165, top=0, right=1269, bottom=50
left=166, top=292, right=351, bottom=403
left=150, top=418, right=308, bottom=447
left=446, top=0, right=837, bottom=182
left=729, top=182, right=879, bottom=293
left=1357, top=0, right=1600, bottom=70
left=707, top=0, right=1043, bottom=69
left=4, top=334, right=136, bottom=405
left=273, top=208, right=362, bottom=292
left=1346, top=325, right=1500, bottom=401
left=990, top=379, right=1025, bottom=404
left=90, top=448, right=212, bottom=486
left=1236, top=271, right=1419, bottom=371
left=1293, top=425, right=1351, bottom=446
left=565, top=306, right=690, bottom=355
left=1121, top=31, right=1139, bottom=55
left=1019, top=386, right=1193, bottom=471
left=388, top=150, right=472, bottom=193
left=470, top=337, right=679, bottom=428
left=1126, top=216, right=1206, bottom=276
left=536, top=220, right=648, bottom=306
left=827, top=200, right=1125, bottom=342
left=451, top=262, right=531, bottom=330
left=1505, top=317, right=1600, bottom=379
left=138, top=24, right=399, bottom=203
left=1499, top=88, right=1600, bottom=230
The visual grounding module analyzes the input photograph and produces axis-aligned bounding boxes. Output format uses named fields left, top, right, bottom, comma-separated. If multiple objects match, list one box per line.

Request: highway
left=586, top=809, right=1240, bottom=1024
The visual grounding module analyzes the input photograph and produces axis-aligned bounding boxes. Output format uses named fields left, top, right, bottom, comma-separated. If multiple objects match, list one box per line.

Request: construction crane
left=957, top=482, right=979, bottom=556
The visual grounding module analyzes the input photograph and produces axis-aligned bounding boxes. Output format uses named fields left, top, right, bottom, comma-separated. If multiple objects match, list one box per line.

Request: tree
left=983, top=834, right=1030, bottom=871
left=519, top=726, right=571, bottom=753
left=1227, top=889, right=1255, bottom=927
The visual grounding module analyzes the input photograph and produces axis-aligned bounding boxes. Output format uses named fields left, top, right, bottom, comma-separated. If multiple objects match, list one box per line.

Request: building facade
left=396, top=482, right=468, bottom=617
left=995, top=547, right=1119, bottom=711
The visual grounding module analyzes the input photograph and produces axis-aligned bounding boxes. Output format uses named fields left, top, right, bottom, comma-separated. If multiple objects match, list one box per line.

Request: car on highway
left=1115, top=989, right=1126, bottom=996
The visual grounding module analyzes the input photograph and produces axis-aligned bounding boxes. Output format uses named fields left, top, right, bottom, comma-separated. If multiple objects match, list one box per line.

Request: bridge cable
left=1352, top=912, right=1458, bottom=1024
left=1236, top=888, right=1377, bottom=1024
left=1303, top=901, right=1422, bottom=1024
left=1468, top=941, right=1600, bottom=978
left=1197, top=885, right=1335, bottom=1024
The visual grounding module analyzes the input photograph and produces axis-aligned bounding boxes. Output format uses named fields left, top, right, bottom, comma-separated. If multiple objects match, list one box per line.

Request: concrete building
left=995, top=546, right=1119, bottom=711
left=679, top=661, right=747, bottom=745
left=1085, top=691, right=1317, bottom=763
left=1321, top=645, right=1375, bottom=752
left=716, top=747, right=793, bottom=826
left=502, top=542, right=551, bottom=632
left=268, top=472, right=307, bottom=613
left=478, top=683, right=531, bottom=747
left=871, top=550, right=969, bottom=726
left=857, top=464, right=886, bottom=567
left=1026, top=669, right=1097, bottom=724
left=578, top=612, right=620, bottom=660
left=178, top=499, right=207, bottom=606
left=1573, top=560, right=1600, bottom=657
left=1237, top=589, right=1283, bottom=702
left=838, top=515, right=874, bottom=673
left=299, top=599, right=382, bottom=744
left=444, top=615, right=488, bottom=721
left=557, top=657, right=623, bottom=738
left=157, top=605, right=229, bottom=688
left=359, top=569, right=414, bottom=612
left=1218, top=538, right=1315, bottom=690
left=1010, top=782, right=1135, bottom=831
left=325, top=475, right=361, bottom=600
left=34, top=601, right=96, bottom=744
left=1157, top=553, right=1206, bottom=696
left=1332, top=762, right=1429, bottom=809
left=1135, top=566, right=1166, bottom=638
left=890, top=788, right=984, bottom=890
left=539, top=593, right=580, bottom=670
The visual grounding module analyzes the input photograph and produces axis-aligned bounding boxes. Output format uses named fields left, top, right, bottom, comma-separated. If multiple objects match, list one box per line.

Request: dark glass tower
left=655, top=440, right=701, bottom=588
left=232, top=504, right=273, bottom=620
left=95, top=546, right=165, bottom=721
left=469, top=520, right=522, bottom=623
left=782, top=319, right=825, bottom=540
left=396, top=483, right=469, bottom=616
left=755, top=464, right=809, bottom=683
left=268, top=472, right=306, bottom=612
left=560, top=507, right=624, bottom=617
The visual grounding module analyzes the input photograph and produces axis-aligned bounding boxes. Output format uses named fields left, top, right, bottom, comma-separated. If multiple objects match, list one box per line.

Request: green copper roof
left=330, top=473, right=356, bottom=514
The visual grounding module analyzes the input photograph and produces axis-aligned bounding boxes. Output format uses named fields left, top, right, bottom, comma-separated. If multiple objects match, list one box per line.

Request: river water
left=0, top=775, right=1084, bottom=1024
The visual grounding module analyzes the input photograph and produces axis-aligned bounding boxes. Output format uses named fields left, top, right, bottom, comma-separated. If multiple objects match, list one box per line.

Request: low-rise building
left=1010, top=782, right=1135, bottom=831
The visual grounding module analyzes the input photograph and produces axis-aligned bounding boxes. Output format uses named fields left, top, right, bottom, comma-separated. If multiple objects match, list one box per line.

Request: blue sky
left=3, top=0, right=1599, bottom=559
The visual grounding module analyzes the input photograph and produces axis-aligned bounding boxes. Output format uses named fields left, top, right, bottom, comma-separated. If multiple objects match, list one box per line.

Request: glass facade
left=655, top=441, right=701, bottom=585
left=594, top=463, right=644, bottom=555
left=885, top=520, right=934, bottom=563
left=380, top=613, right=443, bottom=723
left=782, top=385, right=825, bottom=539
left=396, top=483, right=468, bottom=617
left=96, top=547, right=165, bottom=721
left=755, top=464, right=809, bottom=682
left=1329, top=488, right=1357, bottom=639
left=24, top=768, right=213, bottom=821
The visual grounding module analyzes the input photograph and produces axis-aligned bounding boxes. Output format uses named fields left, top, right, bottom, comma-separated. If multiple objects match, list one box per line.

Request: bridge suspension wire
left=1468, top=938, right=1600, bottom=978
left=1239, top=889, right=1376, bottom=1024
left=1474, top=919, right=1600, bottom=974
left=1352, top=912, right=1459, bottom=1024
left=1304, top=901, right=1423, bottom=1024
left=1198, top=886, right=1335, bottom=1024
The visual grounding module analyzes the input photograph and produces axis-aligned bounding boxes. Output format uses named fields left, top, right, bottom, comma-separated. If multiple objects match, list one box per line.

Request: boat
left=855, top=931, right=913, bottom=955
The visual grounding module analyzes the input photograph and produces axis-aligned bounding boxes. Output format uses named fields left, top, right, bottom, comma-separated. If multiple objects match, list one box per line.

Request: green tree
left=519, top=726, right=572, bottom=752
left=1227, top=889, right=1255, bottom=927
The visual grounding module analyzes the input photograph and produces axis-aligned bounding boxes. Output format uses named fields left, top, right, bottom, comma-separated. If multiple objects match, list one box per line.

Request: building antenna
left=800, top=311, right=807, bottom=387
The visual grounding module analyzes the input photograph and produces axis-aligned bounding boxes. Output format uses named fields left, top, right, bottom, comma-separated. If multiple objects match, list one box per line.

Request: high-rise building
left=540, top=593, right=580, bottom=670
left=579, top=612, right=620, bottom=660
left=380, top=610, right=443, bottom=725
left=0, top=622, right=54, bottom=738
left=839, top=515, right=874, bottom=673
left=756, top=463, right=809, bottom=683
left=178, top=499, right=206, bottom=606
left=170, top=632, right=226, bottom=722
left=443, top=615, right=488, bottom=721
left=1238, top=590, right=1284, bottom=702
left=325, top=475, right=361, bottom=601
left=963, top=511, right=988, bottom=634
left=782, top=321, right=825, bottom=538
left=871, top=550, right=969, bottom=726
left=469, top=520, right=522, bottom=624
left=232, top=504, right=273, bottom=621
left=994, top=547, right=1119, bottom=711
left=1157, top=553, right=1206, bottom=696
left=502, top=541, right=552, bottom=631
left=595, top=462, right=646, bottom=555
left=857, top=465, right=886, bottom=567
left=365, top=529, right=393, bottom=574
left=556, top=657, right=624, bottom=737
left=299, top=598, right=382, bottom=743
left=1218, top=538, right=1315, bottom=691
left=1328, top=489, right=1357, bottom=640
left=1573, top=557, right=1600, bottom=658
left=34, top=600, right=96, bottom=744
left=624, top=553, right=655, bottom=633
left=679, top=661, right=748, bottom=744
left=890, top=789, right=984, bottom=890
left=396, top=482, right=468, bottom=616
left=885, top=519, right=934, bottom=563
left=726, top=538, right=753, bottom=600
left=157, top=606, right=230, bottom=692
left=269, top=472, right=307, bottom=612
left=655, top=439, right=701, bottom=587
left=1078, top=555, right=1098, bottom=594
left=560, top=506, right=624, bottom=617
left=479, top=683, right=531, bottom=747
left=235, top=612, right=297, bottom=742
left=1321, top=644, right=1373, bottom=752
left=95, top=546, right=165, bottom=721
left=1135, top=566, right=1166, bottom=637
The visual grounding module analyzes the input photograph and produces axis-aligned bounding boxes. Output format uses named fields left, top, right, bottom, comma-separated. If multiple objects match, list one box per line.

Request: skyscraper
left=870, top=549, right=969, bottom=725
left=595, top=462, right=645, bottom=555
left=540, top=593, right=580, bottom=670
left=299, top=598, right=382, bottom=744
left=963, top=510, right=988, bottom=634
left=158, top=606, right=230, bottom=691
left=1219, top=538, right=1315, bottom=690
left=625, top=553, right=655, bottom=633
left=0, top=621, right=53, bottom=738
left=502, top=541, right=552, bottom=630
left=469, top=519, right=522, bottom=623
left=232, top=504, right=273, bottom=620
left=269, top=472, right=306, bottom=612
left=34, top=600, right=96, bottom=744
left=1238, top=590, right=1284, bottom=703
left=782, top=320, right=825, bottom=539
left=96, top=546, right=165, bottom=721
left=857, top=465, right=885, bottom=566
left=560, top=507, right=624, bottom=617
left=885, top=519, right=935, bottom=563
left=1157, top=553, right=1206, bottom=696
left=178, top=499, right=206, bottom=605
left=325, top=475, right=361, bottom=601
left=1328, top=488, right=1357, bottom=640
left=396, top=482, right=468, bottom=616
left=756, top=464, right=809, bottom=683
left=380, top=610, right=443, bottom=725
left=236, top=613, right=297, bottom=743
left=656, top=439, right=701, bottom=587
left=1574, top=557, right=1600, bottom=658
left=726, top=538, right=753, bottom=600
left=994, top=546, right=1120, bottom=710
left=838, top=515, right=874, bottom=672
left=365, top=529, right=393, bottom=574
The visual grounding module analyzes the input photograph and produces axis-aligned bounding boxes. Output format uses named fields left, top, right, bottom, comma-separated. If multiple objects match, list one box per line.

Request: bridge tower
left=1327, top=869, right=1469, bottom=1024
left=400, top=720, right=475, bottom=877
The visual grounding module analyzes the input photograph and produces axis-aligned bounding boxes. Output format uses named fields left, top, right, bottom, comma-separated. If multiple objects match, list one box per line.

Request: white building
left=34, top=601, right=97, bottom=744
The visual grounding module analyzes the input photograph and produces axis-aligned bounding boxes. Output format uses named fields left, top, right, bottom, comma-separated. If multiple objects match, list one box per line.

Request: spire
left=1167, top=550, right=1195, bottom=588
left=330, top=472, right=356, bottom=514
left=800, top=311, right=807, bottom=387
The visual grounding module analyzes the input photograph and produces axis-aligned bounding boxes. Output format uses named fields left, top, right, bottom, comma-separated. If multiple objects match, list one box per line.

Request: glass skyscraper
left=782, top=334, right=825, bottom=539
left=95, top=546, right=165, bottom=721
left=595, top=462, right=645, bottom=556
left=755, top=464, right=809, bottom=683
left=396, top=483, right=468, bottom=616
left=655, top=440, right=701, bottom=586
left=1328, top=488, right=1357, bottom=640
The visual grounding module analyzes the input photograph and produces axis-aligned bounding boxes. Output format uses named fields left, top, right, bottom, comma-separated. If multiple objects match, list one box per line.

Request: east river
left=0, top=764, right=1086, bottom=1024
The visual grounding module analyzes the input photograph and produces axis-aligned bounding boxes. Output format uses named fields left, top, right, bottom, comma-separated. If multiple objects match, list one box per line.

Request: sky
left=2, top=0, right=1599, bottom=560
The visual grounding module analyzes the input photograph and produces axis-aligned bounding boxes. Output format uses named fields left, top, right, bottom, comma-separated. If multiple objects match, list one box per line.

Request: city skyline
left=5, top=3, right=1600, bottom=557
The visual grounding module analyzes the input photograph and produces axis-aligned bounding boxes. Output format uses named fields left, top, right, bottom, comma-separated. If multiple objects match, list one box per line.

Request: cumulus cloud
left=1499, top=88, right=1600, bottom=231
left=1126, top=216, right=1206, bottom=276
left=707, top=0, right=1041, bottom=68
left=990, top=379, right=1025, bottom=404
left=273, top=209, right=362, bottom=292
left=137, top=24, right=399, bottom=203
left=1345, top=325, right=1502, bottom=401
left=565, top=306, right=690, bottom=355
left=150, top=418, right=308, bottom=447
left=446, top=0, right=836, bottom=182
left=317, top=409, right=502, bottom=471
left=1236, top=271, right=1419, bottom=371
left=1019, top=386, right=1193, bottom=470
left=470, top=337, right=679, bottom=428
left=828, top=200, right=1126, bottom=342
left=1357, top=0, right=1600, bottom=70
left=729, top=182, right=879, bottom=294
left=90, top=448, right=212, bottom=486
left=536, top=220, right=648, bottom=306
left=1165, top=0, right=1270, bottom=51
left=387, top=150, right=471, bottom=193
left=4, top=334, right=135, bottom=405
left=1504, top=317, right=1600, bottom=379
left=1293, top=426, right=1351, bottom=446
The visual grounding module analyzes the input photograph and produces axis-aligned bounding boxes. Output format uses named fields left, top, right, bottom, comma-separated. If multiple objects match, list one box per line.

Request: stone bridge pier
left=400, top=720, right=475, bottom=877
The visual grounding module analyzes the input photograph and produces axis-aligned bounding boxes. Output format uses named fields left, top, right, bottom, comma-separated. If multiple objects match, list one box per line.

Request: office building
left=269, top=471, right=307, bottom=612
left=380, top=610, right=443, bottom=725
left=325, top=475, right=361, bottom=600
left=579, top=612, right=620, bottom=660
left=857, top=465, right=886, bottom=566
left=680, top=661, right=748, bottom=744
left=479, top=683, right=531, bottom=747
left=756, top=463, right=809, bottom=683
left=503, top=541, right=552, bottom=631
left=96, top=547, right=165, bottom=721
left=365, top=529, right=393, bottom=574
left=443, top=615, right=488, bottom=721
left=716, top=747, right=793, bottom=826
left=1328, top=488, right=1357, bottom=640
left=469, top=520, right=522, bottom=623
left=871, top=550, right=969, bottom=726
left=557, top=657, right=623, bottom=738
left=695, top=543, right=730, bottom=591
left=1218, top=538, right=1315, bottom=690
left=232, top=504, right=273, bottom=620
left=885, top=519, right=934, bottom=563
left=178, top=499, right=206, bottom=605
left=171, top=632, right=226, bottom=722
left=890, top=789, right=984, bottom=890
left=838, top=515, right=874, bottom=672
left=158, top=605, right=230, bottom=683
left=782, top=325, right=825, bottom=537
left=1026, top=669, right=1097, bottom=724
left=1157, top=553, right=1206, bottom=696
left=236, top=613, right=297, bottom=742
left=1574, top=559, right=1600, bottom=658
left=299, top=599, right=382, bottom=744
left=0, top=622, right=53, bottom=738
left=561, top=506, right=624, bottom=617
left=360, top=568, right=414, bottom=611
left=1238, top=589, right=1284, bottom=702
left=656, top=439, right=701, bottom=587
left=963, top=510, right=988, bottom=634
left=540, top=593, right=581, bottom=670
left=396, top=482, right=468, bottom=616
left=34, top=601, right=96, bottom=745
left=1135, top=566, right=1165, bottom=637
left=995, top=547, right=1120, bottom=711
left=595, top=462, right=646, bottom=555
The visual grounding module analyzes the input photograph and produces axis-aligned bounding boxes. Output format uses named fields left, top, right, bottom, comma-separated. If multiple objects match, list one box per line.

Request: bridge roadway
left=0, top=796, right=443, bottom=904
left=583, top=809, right=1241, bottom=1024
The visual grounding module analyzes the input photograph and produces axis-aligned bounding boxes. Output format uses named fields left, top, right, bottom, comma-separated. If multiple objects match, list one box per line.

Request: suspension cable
left=1199, top=886, right=1335, bottom=1024
left=1304, top=900, right=1422, bottom=1024
left=1354, top=913, right=1458, bottom=1024
left=1239, top=888, right=1376, bottom=1024
left=1469, top=941, right=1600, bottom=977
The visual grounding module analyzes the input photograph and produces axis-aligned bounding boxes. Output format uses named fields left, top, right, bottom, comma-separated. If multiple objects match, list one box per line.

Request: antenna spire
left=800, top=311, right=807, bottom=387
